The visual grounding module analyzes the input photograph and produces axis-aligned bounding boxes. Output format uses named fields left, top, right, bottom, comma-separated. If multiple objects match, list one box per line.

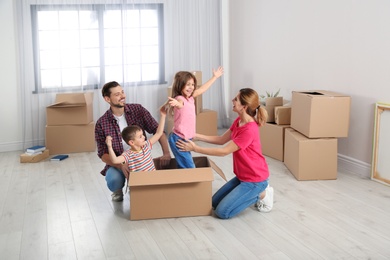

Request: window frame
left=30, top=3, right=165, bottom=93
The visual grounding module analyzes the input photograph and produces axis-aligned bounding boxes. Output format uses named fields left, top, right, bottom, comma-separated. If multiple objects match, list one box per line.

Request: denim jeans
left=168, top=132, right=195, bottom=168
left=212, top=176, right=268, bottom=219
left=105, top=166, right=125, bottom=192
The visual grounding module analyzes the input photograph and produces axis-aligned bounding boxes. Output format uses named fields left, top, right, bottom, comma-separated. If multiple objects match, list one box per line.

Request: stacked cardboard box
left=284, top=90, right=351, bottom=180
left=260, top=96, right=291, bottom=162
left=166, top=70, right=218, bottom=136
left=45, top=92, right=96, bottom=155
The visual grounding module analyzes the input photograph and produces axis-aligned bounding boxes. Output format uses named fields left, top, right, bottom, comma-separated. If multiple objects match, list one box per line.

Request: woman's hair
left=102, top=81, right=120, bottom=97
left=166, top=71, right=198, bottom=116
left=239, top=88, right=268, bottom=126
left=121, top=125, right=143, bottom=144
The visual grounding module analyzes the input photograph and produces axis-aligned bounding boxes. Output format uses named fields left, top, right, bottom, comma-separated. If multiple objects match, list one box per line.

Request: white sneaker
left=256, top=186, right=274, bottom=213
left=111, top=189, right=123, bottom=202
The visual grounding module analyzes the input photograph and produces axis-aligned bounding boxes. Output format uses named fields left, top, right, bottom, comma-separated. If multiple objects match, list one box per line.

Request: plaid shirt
left=95, top=103, right=159, bottom=175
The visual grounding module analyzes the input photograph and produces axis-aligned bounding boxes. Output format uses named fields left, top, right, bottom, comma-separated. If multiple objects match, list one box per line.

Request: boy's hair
left=102, top=81, right=120, bottom=97
left=121, top=125, right=143, bottom=144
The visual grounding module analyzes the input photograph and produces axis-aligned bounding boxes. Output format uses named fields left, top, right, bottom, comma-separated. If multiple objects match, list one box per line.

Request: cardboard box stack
left=166, top=71, right=218, bottom=136
left=284, top=90, right=351, bottom=180
left=259, top=96, right=291, bottom=162
left=45, top=92, right=96, bottom=155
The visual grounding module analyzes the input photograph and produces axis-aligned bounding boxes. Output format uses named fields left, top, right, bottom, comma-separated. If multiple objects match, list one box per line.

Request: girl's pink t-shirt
left=230, top=117, right=270, bottom=182
left=172, top=95, right=196, bottom=139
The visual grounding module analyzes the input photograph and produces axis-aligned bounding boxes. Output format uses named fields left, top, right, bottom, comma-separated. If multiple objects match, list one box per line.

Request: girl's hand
left=176, top=139, right=196, bottom=152
left=168, top=97, right=180, bottom=107
left=213, top=66, right=224, bottom=79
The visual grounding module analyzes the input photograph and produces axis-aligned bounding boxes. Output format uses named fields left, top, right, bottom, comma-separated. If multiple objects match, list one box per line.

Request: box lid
left=49, top=92, right=93, bottom=108
left=129, top=156, right=227, bottom=187
left=293, top=90, right=350, bottom=98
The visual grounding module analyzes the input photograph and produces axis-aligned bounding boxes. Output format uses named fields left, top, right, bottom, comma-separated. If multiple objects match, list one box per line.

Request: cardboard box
left=46, top=92, right=93, bottom=125
left=283, top=128, right=338, bottom=180
left=291, top=91, right=351, bottom=138
left=196, top=109, right=218, bottom=136
left=192, top=71, right=202, bottom=85
left=265, top=97, right=283, bottom=123
left=167, top=86, right=203, bottom=115
left=20, top=149, right=50, bottom=163
left=260, top=123, right=290, bottom=161
left=45, top=122, right=96, bottom=155
left=165, top=109, right=218, bottom=136
left=129, top=156, right=226, bottom=220
left=275, top=106, right=291, bottom=125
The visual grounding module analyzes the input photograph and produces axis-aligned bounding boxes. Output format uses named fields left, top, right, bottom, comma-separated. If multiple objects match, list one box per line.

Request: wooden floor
left=1, top=140, right=390, bottom=260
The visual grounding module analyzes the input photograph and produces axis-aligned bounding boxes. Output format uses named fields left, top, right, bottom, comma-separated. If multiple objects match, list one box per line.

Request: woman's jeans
left=212, top=177, right=268, bottom=219
left=105, top=166, right=125, bottom=192
left=168, top=132, right=195, bottom=168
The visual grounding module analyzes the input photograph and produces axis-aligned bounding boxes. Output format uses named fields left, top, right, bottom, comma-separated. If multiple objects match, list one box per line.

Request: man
left=95, top=81, right=171, bottom=201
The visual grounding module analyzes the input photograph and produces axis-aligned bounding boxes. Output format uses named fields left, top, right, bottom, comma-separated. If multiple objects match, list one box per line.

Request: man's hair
left=122, top=125, right=143, bottom=144
left=102, top=81, right=120, bottom=97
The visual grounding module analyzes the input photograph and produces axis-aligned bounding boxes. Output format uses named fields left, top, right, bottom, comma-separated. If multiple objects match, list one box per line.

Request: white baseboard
left=0, top=140, right=45, bottom=153
left=338, top=153, right=371, bottom=179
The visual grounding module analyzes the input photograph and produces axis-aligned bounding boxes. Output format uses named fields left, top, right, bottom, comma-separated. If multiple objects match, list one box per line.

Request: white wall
left=228, top=0, right=390, bottom=176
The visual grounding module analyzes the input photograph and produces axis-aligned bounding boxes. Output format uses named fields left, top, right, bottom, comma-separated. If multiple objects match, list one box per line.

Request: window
left=31, top=4, right=165, bottom=92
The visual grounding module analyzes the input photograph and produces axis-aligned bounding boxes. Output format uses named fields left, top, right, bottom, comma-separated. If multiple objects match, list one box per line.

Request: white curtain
left=15, top=0, right=227, bottom=148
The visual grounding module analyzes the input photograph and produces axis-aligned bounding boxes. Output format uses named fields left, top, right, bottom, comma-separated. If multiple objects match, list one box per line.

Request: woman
left=176, top=88, right=274, bottom=219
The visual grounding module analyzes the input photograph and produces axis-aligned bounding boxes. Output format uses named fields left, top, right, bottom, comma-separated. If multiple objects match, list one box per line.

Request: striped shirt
left=122, top=140, right=156, bottom=172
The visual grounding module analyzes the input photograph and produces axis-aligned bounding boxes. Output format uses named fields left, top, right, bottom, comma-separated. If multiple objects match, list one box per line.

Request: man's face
left=107, top=85, right=126, bottom=108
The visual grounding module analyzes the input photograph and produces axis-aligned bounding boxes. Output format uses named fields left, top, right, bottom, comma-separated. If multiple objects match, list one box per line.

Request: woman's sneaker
left=255, top=186, right=274, bottom=213
left=111, top=189, right=123, bottom=202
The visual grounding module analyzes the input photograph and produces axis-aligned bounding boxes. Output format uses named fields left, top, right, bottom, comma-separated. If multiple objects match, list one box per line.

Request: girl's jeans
left=105, top=166, right=125, bottom=192
left=168, top=132, right=195, bottom=169
left=212, top=176, right=268, bottom=219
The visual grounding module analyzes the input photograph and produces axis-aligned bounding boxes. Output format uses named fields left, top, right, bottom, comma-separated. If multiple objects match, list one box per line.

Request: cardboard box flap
left=129, top=168, right=214, bottom=187
left=295, top=90, right=349, bottom=98
left=208, top=158, right=227, bottom=181
left=50, top=92, right=93, bottom=107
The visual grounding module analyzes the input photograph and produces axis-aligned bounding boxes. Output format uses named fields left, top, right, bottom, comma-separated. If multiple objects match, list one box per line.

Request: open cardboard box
left=46, top=92, right=93, bottom=125
left=129, top=156, right=227, bottom=220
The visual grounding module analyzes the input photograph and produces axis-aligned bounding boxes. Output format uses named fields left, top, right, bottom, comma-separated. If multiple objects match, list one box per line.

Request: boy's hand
left=105, top=136, right=113, bottom=147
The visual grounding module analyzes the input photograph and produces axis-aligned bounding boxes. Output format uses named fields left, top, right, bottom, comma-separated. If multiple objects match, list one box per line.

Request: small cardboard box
left=46, top=92, right=93, bottom=125
left=275, top=106, right=291, bottom=125
left=260, top=123, right=290, bottom=161
left=196, top=109, right=218, bottom=136
left=165, top=109, right=218, bottom=136
left=20, top=149, right=50, bottom=163
left=192, top=71, right=202, bottom=85
left=45, top=122, right=96, bottom=155
left=291, top=91, right=351, bottom=138
left=265, top=97, right=283, bottom=123
left=129, top=156, right=226, bottom=220
left=283, top=128, right=338, bottom=180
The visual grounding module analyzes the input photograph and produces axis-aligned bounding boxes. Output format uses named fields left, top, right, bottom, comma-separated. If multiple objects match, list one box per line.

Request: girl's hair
left=166, top=71, right=198, bottom=116
left=239, top=88, right=268, bottom=126
left=121, top=125, right=143, bottom=144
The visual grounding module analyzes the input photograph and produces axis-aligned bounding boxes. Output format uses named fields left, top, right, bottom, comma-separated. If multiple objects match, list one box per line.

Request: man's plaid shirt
left=95, top=103, right=159, bottom=175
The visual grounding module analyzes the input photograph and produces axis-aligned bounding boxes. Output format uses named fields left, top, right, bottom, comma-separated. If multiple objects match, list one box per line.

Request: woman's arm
left=176, top=138, right=239, bottom=157
left=195, top=129, right=231, bottom=145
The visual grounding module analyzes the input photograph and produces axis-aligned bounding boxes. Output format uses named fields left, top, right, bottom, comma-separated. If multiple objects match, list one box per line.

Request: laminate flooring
left=1, top=139, right=390, bottom=259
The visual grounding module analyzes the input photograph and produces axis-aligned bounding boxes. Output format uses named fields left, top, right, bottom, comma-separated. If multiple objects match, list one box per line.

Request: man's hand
left=121, top=163, right=130, bottom=179
left=157, top=153, right=171, bottom=168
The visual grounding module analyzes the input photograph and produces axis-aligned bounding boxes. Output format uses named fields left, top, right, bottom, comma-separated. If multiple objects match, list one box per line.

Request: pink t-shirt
left=230, top=117, right=269, bottom=182
left=172, top=95, right=196, bottom=139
